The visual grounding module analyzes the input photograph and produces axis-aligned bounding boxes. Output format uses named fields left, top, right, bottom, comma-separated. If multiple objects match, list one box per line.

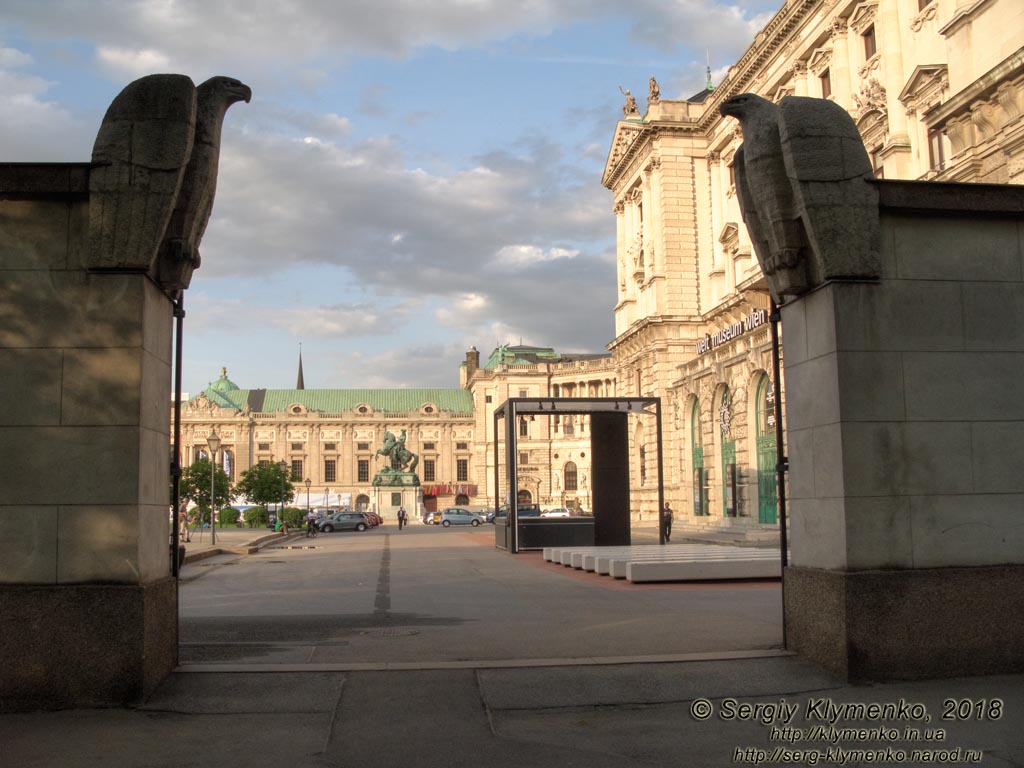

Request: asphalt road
left=179, top=523, right=783, bottom=666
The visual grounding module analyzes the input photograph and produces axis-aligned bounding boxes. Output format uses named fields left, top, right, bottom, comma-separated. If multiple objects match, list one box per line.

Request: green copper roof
left=206, top=367, right=240, bottom=393
left=483, top=344, right=610, bottom=369
left=193, top=387, right=475, bottom=415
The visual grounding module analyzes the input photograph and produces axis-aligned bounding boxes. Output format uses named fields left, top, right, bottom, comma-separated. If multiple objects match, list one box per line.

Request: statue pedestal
left=370, top=473, right=422, bottom=522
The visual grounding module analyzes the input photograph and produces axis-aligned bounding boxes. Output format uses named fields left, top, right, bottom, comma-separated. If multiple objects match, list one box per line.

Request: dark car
left=318, top=512, right=369, bottom=533
left=488, top=503, right=541, bottom=523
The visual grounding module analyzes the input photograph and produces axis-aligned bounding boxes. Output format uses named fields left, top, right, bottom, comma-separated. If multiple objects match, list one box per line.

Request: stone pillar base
left=0, top=577, right=177, bottom=711
left=784, top=565, right=1024, bottom=682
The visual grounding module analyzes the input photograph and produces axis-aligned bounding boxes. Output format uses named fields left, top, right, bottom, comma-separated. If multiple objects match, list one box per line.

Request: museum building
left=602, top=0, right=1023, bottom=534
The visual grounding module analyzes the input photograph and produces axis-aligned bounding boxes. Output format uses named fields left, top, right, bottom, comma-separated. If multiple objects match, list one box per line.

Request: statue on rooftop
left=620, top=87, right=639, bottom=117
left=648, top=77, right=661, bottom=103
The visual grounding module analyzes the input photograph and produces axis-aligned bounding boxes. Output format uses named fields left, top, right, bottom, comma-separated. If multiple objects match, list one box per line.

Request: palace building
left=179, top=0, right=1021, bottom=531
left=602, top=0, right=1022, bottom=534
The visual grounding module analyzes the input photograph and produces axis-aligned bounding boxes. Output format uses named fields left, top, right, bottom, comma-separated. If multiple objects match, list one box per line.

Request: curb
left=181, top=531, right=300, bottom=565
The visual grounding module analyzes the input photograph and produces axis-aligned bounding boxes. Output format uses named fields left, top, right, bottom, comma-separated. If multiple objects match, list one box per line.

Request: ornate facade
left=178, top=346, right=615, bottom=515
left=604, top=0, right=1023, bottom=533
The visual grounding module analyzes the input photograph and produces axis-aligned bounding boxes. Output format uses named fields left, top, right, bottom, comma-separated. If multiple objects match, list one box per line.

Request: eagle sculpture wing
left=777, top=95, right=880, bottom=282
left=157, top=76, right=251, bottom=294
left=88, top=74, right=197, bottom=272
left=732, top=145, right=773, bottom=292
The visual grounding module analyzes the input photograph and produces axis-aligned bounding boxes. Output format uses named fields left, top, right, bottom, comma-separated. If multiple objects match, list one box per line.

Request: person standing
left=662, top=502, right=673, bottom=543
left=397, top=506, right=407, bottom=530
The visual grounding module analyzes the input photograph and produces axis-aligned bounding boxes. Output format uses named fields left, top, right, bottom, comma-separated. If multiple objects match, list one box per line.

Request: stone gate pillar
left=0, top=165, right=177, bottom=708
left=0, top=74, right=248, bottom=709
left=781, top=181, right=1024, bottom=680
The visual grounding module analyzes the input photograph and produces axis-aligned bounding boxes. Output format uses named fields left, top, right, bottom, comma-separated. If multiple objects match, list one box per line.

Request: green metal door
left=756, top=376, right=778, bottom=524
left=691, top=400, right=707, bottom=516
left=722, top=441, right=736, bottom=516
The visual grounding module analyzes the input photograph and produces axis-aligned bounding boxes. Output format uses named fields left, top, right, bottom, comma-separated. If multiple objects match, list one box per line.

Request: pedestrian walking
left=662, top=502, right=673, bottom=543
left=397, top=506, right=407, bottom=530
left=179, top=499, right=191, bottom=542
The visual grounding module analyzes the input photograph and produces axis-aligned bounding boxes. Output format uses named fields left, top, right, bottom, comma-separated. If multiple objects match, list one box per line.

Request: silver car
left=439, top=507, right=484, bottom=527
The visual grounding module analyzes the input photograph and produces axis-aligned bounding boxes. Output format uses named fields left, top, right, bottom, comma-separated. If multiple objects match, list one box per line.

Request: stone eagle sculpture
left=718, top=93, right=880, bottom=301
left=88, top=74, right=251, bottom=296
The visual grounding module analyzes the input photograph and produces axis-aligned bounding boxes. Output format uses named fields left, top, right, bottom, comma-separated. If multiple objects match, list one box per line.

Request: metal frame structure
left=492, top=397, right=664, bottom=553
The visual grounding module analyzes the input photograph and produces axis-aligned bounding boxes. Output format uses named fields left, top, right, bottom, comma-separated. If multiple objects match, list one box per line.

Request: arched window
left=455, top=494, right=469, bottom=505
left=564, top=461, right=578, bottom=491
left=517, top=489, right=532, bottom=503
left=691, top=399, right=707, bottom=516
left=355, top=494, right=370, bottom=512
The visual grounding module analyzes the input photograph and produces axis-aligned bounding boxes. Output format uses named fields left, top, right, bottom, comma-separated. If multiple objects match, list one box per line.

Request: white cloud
left=96, top=46, right=172, bottom=79
left=493, top=245, right=579, bottom=267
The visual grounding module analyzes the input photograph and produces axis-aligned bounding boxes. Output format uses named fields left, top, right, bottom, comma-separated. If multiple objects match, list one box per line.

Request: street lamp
left=304, top=477, right=311, bottom=521
left=278, top=459, right=289, bottom=529
left=206, top=430, right=221, bottom=546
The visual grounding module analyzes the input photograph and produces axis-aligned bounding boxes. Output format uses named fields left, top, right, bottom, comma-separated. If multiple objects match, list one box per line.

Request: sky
left=1, top=0, right=780, bottom=396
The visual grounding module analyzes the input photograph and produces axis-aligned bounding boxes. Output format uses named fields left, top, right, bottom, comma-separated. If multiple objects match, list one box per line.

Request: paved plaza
left=3, top=528, right=1022, bottom=767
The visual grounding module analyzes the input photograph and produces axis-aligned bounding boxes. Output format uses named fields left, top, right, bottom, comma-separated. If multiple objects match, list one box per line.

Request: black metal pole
left=769, top=297, right=789, bottom=648
left=493, top=409, right=500, bottom=524
left=655, top=399, right=665, bottom=545
left=170, top=295, right=185, bottom=578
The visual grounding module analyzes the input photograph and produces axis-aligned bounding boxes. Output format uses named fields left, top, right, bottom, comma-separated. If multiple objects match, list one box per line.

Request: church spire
left=296, top=343, right=305, bottom=390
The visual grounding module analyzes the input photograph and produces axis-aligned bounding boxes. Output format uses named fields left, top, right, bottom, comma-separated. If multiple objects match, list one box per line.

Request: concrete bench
left=626, top=556, right=782, bottom=582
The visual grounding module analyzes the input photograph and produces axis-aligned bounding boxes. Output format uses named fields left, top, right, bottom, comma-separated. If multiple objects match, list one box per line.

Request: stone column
left=781, top=181, right=1024, bottom=681
left=0, top=165, right=177, bottom=709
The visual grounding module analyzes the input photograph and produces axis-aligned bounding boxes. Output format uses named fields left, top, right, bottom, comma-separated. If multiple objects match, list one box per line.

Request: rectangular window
left=820, top=69, right=832, bottom=99
left=259, top=459, right=270, bottom=468
left=518, top=452, right=528, bottom=465
left=424, top=459, right=436, bottom=482
left=871, top=148, right=885, bottom=178
left=862, top=25, right=876, bottom=59
left=456, top=458, right=469, bottom=482
left=456, top=442, right=468, bottom=450
left=258, top=442, right=270, bottom=451
left=485, top=394, right=492, bottom=403
left=519, top=389, right=528, bottom=398
left=291, top=442, right=303, bottom=451
left=928, top=129, right=945, bottom=171
left=358, top=459, right=369, bottom=483
left=324, top=442, right=336, bottom=452
left=519, top=419, right=529, bottom=437
left=291, top=459, right=303, bottom=480
left=423, top=442, right=436, bottom=451
left=324, top=459, right=337, bottom=483
left=357, top=442, right=370, bottom=451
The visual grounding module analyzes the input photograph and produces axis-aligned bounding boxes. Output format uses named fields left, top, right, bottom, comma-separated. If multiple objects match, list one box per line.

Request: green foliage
left=218, top=506, right=240, bottom=527
left=243, top=506, right=268, bottom=527
left=236, top=463, right=295, bottom=508
left=179, top=458, right=232, bottom=516
left=283, top=506, right=306, bottom=527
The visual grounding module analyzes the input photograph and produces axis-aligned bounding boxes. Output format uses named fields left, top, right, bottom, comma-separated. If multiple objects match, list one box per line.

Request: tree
left=235, top=462, right=295, bottom=510
left=179, top=458, right=232, bottom=524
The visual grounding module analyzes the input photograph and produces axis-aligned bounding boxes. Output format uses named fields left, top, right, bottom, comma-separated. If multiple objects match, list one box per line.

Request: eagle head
left=719, top=93, right=771, bottom=122
left=197, top=76, right=253, bottom=108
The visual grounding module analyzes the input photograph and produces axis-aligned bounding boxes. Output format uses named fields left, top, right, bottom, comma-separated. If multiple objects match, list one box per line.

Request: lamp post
left=305, top=478, right=311, bottom=521
left=278, top=459, right=288, bottom=528
left=206, top=430, right=221, bottom=546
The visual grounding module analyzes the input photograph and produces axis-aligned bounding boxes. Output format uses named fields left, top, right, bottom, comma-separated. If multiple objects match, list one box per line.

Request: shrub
left=283, top=506, right=306, bottom=527
left=244, top=505, right=268, bottom=527
left=218, top=507, right=240, bottom=527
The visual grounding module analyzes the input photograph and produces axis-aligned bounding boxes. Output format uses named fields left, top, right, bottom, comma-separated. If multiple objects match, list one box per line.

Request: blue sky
left=1, top=0, right=778, bottom=395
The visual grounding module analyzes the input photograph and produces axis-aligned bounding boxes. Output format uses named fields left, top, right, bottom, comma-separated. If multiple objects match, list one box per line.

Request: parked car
left=488, top=503, right=541, bottom=523
left=542, top=507, right=572, bottom=517
left=439, top=507, right=485, bottom=527
left=363, top=511, right=382, bottom=526
left=318, top=512, right=369, bottom=533
left=424, top=510, right=443, bottom=525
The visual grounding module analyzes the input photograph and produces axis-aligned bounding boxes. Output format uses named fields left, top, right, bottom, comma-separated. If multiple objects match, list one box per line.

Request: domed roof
left=207, top=367, right=240, bottom=393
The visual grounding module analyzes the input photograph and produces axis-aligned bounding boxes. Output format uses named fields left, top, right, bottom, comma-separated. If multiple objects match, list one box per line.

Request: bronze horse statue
left=375, top=429, right=419, bottom=473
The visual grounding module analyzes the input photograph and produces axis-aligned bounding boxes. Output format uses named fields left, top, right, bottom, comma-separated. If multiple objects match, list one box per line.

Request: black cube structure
left=493, top=398, right=663, bottom=553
